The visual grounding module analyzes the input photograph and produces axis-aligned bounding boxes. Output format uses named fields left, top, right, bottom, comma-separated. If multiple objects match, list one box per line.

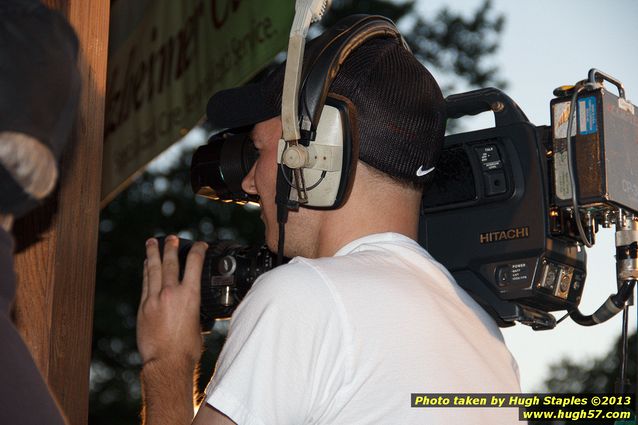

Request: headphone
left=277, top=14, right=409, bottom=210
left=191, top=16, right=409, bottom=210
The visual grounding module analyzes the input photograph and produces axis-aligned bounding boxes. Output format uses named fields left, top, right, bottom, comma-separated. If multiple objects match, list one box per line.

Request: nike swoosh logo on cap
left=416, top=165, right=435, bottom=177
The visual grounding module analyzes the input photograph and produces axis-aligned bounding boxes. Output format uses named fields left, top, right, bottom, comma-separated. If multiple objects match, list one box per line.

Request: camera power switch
left=496, top=265, right=510, bottom=287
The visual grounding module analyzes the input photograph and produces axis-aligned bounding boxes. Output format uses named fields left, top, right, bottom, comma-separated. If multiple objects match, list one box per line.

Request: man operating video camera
left=136, top=14, right=522, bottom=425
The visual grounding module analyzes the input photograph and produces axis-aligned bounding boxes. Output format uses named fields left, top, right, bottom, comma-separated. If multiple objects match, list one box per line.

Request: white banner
left=102, top=0, right=294, bottom=204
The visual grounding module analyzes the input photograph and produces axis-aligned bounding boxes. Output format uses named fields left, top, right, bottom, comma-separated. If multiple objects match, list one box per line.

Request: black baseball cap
left=0, top=0, right=81, bottom=216
left=207, top=15, right=445, bottom=186
left=0, top=0, right=80, bottom=160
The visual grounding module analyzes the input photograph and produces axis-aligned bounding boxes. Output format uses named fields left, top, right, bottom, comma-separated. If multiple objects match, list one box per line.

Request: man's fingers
left=183, top=241, right=207, bottom=293
left=146, top=238, right=162, bottom=297
left=141, top=259, right=149, bottom=303
left=162, top=235, right=180, bottom=288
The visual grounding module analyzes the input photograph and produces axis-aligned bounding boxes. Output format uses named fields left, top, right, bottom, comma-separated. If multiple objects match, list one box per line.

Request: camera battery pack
left=551, top=86, right=638, bottom=213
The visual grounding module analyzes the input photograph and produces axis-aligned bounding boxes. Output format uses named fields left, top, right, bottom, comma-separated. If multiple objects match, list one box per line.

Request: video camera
left=420, top=69, right=637, bottom=330
left=155, top=236, right=276, bottom=331
left=187, top=69, right=637, bottom=333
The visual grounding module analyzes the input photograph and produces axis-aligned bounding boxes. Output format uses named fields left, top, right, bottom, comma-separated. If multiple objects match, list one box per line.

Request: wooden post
left=12, top=1, right=110, bottom=424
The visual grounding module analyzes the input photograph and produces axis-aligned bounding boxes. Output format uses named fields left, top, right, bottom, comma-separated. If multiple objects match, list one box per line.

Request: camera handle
left=446, top=87, right=530, bottom=127
left=588, top=68, right=626, bottom=99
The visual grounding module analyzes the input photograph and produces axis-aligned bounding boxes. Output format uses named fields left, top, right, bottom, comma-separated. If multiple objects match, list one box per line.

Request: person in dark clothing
left=0, top=1, right=81, bottom=424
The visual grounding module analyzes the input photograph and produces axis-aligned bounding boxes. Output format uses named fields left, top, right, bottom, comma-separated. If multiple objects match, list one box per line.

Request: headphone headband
left=299, top=15, right=406, bottom=133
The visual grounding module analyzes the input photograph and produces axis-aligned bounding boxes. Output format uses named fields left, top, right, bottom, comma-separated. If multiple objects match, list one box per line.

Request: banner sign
left=102, top=0, right=294, bottom=204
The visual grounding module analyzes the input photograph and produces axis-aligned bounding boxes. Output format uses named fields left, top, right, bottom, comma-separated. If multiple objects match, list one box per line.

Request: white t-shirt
left=205, top=232, right=521, bottom=425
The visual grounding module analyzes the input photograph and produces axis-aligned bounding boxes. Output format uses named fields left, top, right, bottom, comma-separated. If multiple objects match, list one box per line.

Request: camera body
left=420, top=76, right=637, bottom=329
left=419, top=88, right=586, bottom=329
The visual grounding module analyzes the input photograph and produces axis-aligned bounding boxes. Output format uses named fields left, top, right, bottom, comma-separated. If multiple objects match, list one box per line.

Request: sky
left=149, top=0, right=638, bottom=392
left=413, top=0, right=638, bottom=391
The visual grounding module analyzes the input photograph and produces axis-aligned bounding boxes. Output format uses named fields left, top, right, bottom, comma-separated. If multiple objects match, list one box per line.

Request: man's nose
left=241, top=164, right=257, bottom=195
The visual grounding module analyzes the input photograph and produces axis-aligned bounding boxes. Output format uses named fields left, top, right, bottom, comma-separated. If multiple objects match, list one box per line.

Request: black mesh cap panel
left=207, top=16, right=446, bottom=186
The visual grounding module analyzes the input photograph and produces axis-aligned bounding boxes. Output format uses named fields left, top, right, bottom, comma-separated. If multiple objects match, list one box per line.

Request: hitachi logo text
left=479, top=226, right=529, bottom=244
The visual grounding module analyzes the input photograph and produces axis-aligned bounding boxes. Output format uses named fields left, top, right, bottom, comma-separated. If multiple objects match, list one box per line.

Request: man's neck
left=313, top=192, right=420, bottom=258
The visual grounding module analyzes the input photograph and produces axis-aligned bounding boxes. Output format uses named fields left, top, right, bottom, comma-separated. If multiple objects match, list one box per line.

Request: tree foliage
left=90, top=1, right=507, bottom=423
left=530, top=332, right=636, bottom=425
left=543, top=332, right=636, bottom=395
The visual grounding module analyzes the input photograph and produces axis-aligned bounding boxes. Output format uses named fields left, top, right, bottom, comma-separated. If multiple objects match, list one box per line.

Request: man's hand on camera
left=137, top=235, right=207, bottom=367
left=137, top=235, right=208, bottom=425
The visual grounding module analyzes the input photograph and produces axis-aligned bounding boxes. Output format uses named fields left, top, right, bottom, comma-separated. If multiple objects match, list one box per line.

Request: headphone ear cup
left=284, top=15, right=402, bottom=210
left=327, top=94, right=358, bottom=209
left=300, top=94, right=358, bottom=209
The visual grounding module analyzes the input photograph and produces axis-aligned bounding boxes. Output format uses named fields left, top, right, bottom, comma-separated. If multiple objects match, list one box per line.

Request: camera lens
left=190, top=132, right=259, bottom=203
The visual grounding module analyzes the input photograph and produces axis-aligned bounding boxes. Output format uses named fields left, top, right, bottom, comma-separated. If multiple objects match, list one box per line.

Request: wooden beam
left=13, top=1, right=110, bottom=424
